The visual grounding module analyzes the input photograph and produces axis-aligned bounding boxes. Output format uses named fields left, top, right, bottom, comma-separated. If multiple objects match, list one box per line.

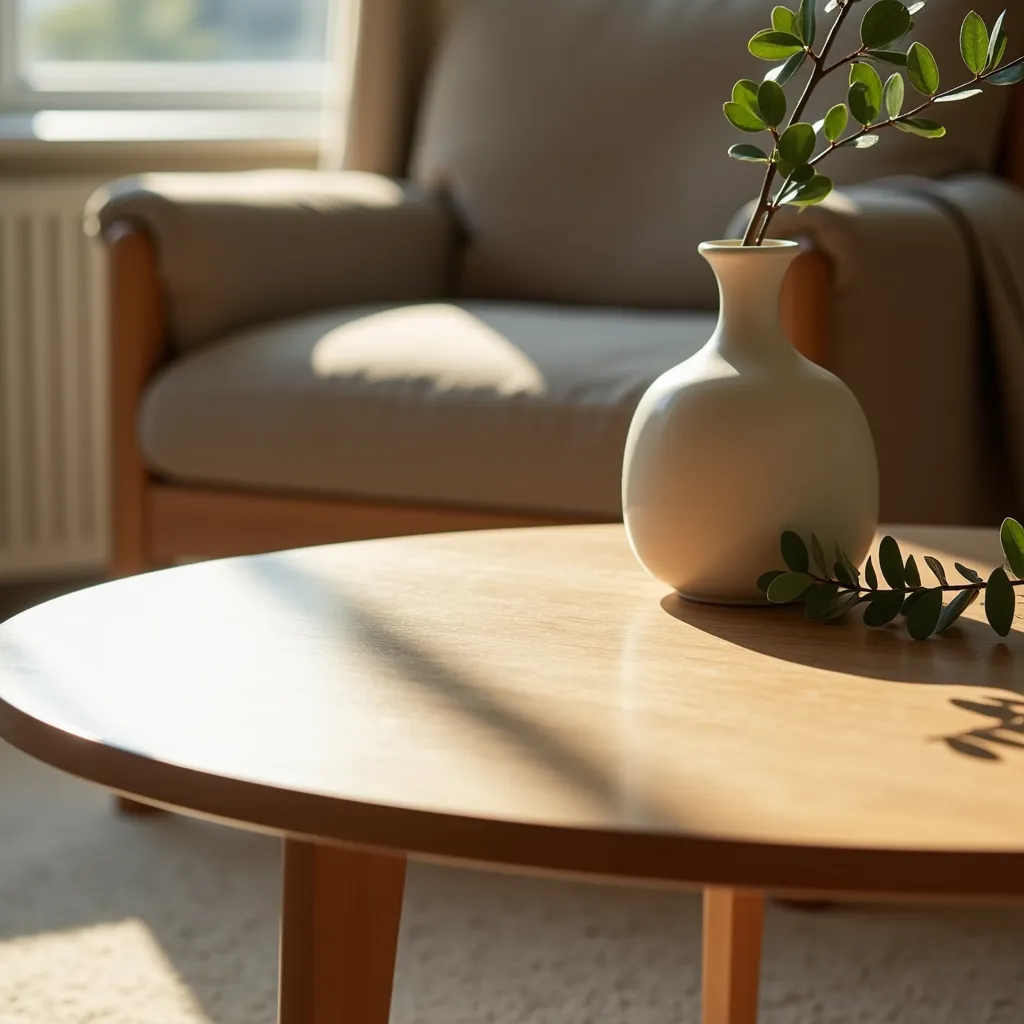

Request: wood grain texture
left=780, top=246, right=831, bottom=368
left=107, top=223, right=166, bottom=578
left=5, top=524, right=1024, bottom=897
left=148, top=484, right=591, bottom=564
left=279, top=841, right=406, bottom=1024
left=702, top=889, right=764, bottom=1024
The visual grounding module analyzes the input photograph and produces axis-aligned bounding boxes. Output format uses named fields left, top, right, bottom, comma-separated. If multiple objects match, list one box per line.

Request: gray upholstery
left=412, top=0, right=1009, bottom=309
left=140, top=302, right=716, bottom=517
left=87, top=171, right=454, bottom=351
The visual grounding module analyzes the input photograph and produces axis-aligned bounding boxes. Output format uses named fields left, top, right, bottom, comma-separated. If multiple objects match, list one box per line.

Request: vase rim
left=699, top=239, right=799, bottom=253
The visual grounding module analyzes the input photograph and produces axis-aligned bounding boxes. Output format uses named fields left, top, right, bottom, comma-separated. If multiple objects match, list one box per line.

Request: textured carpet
left=2, top=738, right=1024, bottom=1023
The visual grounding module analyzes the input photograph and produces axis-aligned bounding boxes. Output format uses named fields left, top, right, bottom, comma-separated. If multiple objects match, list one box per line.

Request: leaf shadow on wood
left=660, top=594, right=1024, bottom=761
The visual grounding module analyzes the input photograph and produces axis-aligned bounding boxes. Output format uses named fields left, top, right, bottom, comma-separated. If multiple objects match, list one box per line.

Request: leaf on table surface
left=767, top=571, right=815, bottom=603
left=781, top=530, right=810, bottom=572
left=878, top=535, right=905, bottom=588
left=863, top=589, right=905, bottom=626
left=985, top=566, right=1016, bottom=637
left=907, top=587, right=943, bottom=639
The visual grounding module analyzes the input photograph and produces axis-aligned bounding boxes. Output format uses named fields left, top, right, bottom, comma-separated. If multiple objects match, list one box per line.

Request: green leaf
left=865, top=556, right=879, bottom=589
left=955, top=562, right=984, bottom=584
left=884, top=72, right=905, bottom=116
left=987, top=12, right=1008, bottom=71
left=725, top=102, right=769, bottom=132
left=1000, top=517, right=1024, bottom=579
left=866, top=48, right=909, bottom=65
left=960, top=11, right=990, bottom=76
left=798, top=0, right=817, bottom=46
left=988, top=59, right=1024, bottom=86
left=894, top=117, right=946, bottom=137
left=878, top=535, right=905, bottom=588
left=805, top=582, right=840, bottom=619
left=749, top=29, right=807, bottom=60
left=767, top=571, right=815, bottom=604
left=861, top=0, right=912, bottom=49
left=772, top=5, right=798, bottom=33
left=849, top=81, right=878, bottom=125
left=765, top=50, right=808, bottom=86
left=907, top=41, right=940, bottom=94
left=851, top=62, right=884, bottom=111
left=825, top=0, right=839, bottom=11
left=732, top=79, right=762, bottom=113
left=781, top=530, right=810, bottom=573
left=985, top=566, right=1016, bottom=637
left=924, top=555, right=948, bottom=586
left=823, top=591, right=864, bottom=622
left=811, top=533, right=829, bottom=577
left=936, top=587, right=980, bottom=633
left=904, top=554, right=922, bottom=588
left=907, top=587, right=944, bottom=640
left=902, top=590, right=926, bottom=617
left=934, top=87, right=984, bottom=102
left=837, top=544, right=860, bottom=584
left=851, top=134, right=881, bottom=148
left=758, top=79, right=788, bottom=128
left=778, top=122, right=817, bottom=165
left=833, top=559, right=854, bottom=587
left=758, top=569, right=785, bottom=594
left=863, top=590, right=904, bottom=626
left=729, top=143, right=771, bottom=162
left=784, top=173, right=835, bottom=206
left=823, top=103, right=849, bottom=141
left=785, top=164, right=816, bottom=184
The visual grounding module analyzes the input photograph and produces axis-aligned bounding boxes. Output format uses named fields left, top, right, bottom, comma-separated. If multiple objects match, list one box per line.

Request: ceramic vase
left=622, top=239, right=879, bottom=604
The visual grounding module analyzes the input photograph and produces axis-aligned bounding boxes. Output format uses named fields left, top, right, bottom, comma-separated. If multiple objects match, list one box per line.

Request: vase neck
left=700, top=240, right=800, bottom=363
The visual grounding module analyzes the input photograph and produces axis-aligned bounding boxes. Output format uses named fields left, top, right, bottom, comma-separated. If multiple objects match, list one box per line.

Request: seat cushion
left=140, top=302, right=716, bottom=518
left=412, top=0, right=1009, bottom=310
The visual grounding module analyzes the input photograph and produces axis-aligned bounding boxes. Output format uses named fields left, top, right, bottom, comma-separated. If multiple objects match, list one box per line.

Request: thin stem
left=741, top=0, right=858, bottom=246
left=809, top=574, right=1024, bottom=597
left=755, top=53, right=1024, bottom=240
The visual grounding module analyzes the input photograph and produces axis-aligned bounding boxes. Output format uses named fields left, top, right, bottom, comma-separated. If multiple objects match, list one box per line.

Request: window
left=0, top=0, right=336, bottom=123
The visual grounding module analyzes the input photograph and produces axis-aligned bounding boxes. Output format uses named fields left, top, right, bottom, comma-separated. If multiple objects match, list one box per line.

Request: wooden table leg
left=279, top=839, right=406, bottom=1024
left=701, top=888, right=765, bottom=1024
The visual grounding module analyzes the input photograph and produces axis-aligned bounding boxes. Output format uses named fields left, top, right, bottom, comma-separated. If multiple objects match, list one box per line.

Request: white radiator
left=0, top=181, right=108, bottom=581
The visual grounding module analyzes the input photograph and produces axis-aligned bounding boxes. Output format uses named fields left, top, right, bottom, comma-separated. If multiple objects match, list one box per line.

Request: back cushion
left=411, top=0, right=1010, bottom=309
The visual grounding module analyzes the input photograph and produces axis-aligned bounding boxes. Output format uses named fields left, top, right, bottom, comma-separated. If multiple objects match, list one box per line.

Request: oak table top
left=1, top=524, right=1023, bottom=900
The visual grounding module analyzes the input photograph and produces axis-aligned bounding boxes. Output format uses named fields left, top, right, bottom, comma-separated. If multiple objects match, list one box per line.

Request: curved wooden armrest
left=106, top=221, right=167, bottom=577
left=780, top=243, right=832, bottom=369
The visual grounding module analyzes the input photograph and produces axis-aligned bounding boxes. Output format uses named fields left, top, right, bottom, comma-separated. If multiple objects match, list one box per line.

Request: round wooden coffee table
left=1, top=524, right=1022, bottom=1023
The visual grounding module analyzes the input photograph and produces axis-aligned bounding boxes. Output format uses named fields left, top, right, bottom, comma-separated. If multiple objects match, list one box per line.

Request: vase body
left=622, top=239, right=879, bottom=604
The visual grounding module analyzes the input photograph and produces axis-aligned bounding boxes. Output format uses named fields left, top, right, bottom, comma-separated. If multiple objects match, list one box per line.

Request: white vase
left=622, top=239, right=879, bottom=604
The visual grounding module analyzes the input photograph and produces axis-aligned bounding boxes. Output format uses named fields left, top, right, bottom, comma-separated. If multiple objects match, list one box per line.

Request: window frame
left=0, top=0, right=333, bottom=117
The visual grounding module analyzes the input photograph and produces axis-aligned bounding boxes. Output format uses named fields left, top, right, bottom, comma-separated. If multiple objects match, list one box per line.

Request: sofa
left=89, top=0, right=1024, bottom=578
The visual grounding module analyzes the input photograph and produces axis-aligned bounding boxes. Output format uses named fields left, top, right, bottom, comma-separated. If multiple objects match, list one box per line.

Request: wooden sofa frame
left=108, top=89, right=1024, bottom=579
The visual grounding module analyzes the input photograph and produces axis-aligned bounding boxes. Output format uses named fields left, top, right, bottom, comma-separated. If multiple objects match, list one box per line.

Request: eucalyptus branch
left=741, top=0, right=858, bottom=244
left=757, top=520, right=1024, bottom=641
left=809, top=52, right=1024, bottom=164
left=726, top=2, right=1024, bottom=246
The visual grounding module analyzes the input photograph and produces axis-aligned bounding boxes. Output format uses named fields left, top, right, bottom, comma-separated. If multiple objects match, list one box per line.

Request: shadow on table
left=661, top=593, right=1024, bottom=762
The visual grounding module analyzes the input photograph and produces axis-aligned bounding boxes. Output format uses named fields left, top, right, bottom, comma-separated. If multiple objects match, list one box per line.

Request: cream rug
left=2, top=737, right=1024, bottom=1023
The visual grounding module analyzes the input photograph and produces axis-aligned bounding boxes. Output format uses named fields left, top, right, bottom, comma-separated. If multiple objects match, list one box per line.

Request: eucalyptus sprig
left=757, top=517, right=1024, bottom=640
left=726, top=1, right=1024, bottom=245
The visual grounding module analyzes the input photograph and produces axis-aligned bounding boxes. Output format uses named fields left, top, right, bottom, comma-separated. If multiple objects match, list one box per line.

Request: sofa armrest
left=87, top=170, right=455, bottom=351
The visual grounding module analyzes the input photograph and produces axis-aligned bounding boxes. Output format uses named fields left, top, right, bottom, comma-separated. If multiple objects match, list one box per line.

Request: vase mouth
left=699, top=239, right=800, bottom=254
left=700, top=238, right=802, bottom=254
